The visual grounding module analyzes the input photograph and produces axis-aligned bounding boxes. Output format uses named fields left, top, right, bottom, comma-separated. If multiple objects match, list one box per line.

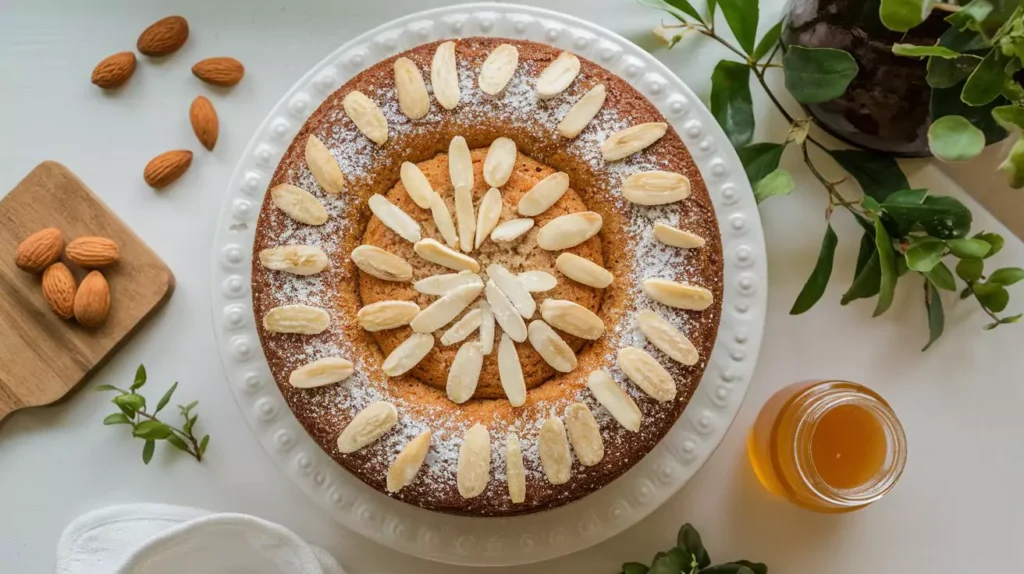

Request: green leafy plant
left=621, top=523, right=767, bottom=574
left=94, top=365, right=210, bottom=464
left=641, top=0, right=1023, bottom=348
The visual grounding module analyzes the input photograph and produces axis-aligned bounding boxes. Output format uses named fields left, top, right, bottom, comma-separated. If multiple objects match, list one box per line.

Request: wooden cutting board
left=0, top=162, right=174, bottom=421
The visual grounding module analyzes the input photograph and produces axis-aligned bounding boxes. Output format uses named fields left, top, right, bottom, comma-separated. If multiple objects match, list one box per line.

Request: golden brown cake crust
left=251, top=37, right=724, bottom=517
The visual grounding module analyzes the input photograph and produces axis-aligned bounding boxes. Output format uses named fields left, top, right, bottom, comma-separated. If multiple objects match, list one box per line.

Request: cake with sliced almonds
left=251, top=37, right=723, bottom=516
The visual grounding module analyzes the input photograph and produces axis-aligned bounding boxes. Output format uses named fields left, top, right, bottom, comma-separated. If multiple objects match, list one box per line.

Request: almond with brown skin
left=144, top=150, right=193, bottom=188
left=137, top=15, right=189, bottom=56
left=91, top=52, right=136, bottom=88
left=42, top=263, right=77, bottom=320
left=15, top=228, right=63, bottom=273
left=66, top=236, right=120, bottom=268
left=74, top=271, right=111, bottom=328
left=189, top=95, right=218, bottom=150
left=192, top=57, right=244, bottom=86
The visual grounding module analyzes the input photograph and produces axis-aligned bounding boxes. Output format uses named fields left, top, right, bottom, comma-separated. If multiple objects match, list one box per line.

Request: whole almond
left=15, top=228, right=63, bottom=273
left=91, top=52, right=137, bottom=89
left=42, top=262, right=77, bottom=319
left=192, top=57, right=245, bottom=87
left=74, top=270, right=111, bottom=328
left=137, top=15, right=189, bottom=56
left=66, top=236, right=120, bottom=268
left=189, top=96, right=219, bottom=150
left=144, top=150, right=193, bottom=189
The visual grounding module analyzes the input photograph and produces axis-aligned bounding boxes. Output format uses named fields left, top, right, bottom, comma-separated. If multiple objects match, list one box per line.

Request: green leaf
left=753, top=20, right=783, bottom=61
left=923, top=281, right=945, bottom=351
left=621, top=563, right=650, bottom=574
left=873, top=214, right=897, bottom=317
left=710, top=61, right=754, bottom=148
left=881, top=195, right=972, bottom=238
left=113, top=393, right=145, bottom=415
left=999, top=137, right=1024, bottom=188
left=975, top=282, right=1010, bottom=311
left=184, top=414, right=198, bottom=436
left=783, top=46, right=859, bottom=104
left=844, top=251, right=883, bottom=305
left=931, top=83, right=1008, bottom=145
left=154, top=382, right=177, bottom=415
left=142, top=440, right=155, bottom=465
left=974, top=232, right=1004, bottom=257
left=938, top=18, right=988, bottom=52
left=675, top=524, right=710, bottom=568
left=717, top=0, right=759, bottom=54
left=998, top=313, right=1023, bottom=325
left=702, top=564, right=763, bottom=574
left=926, top=55, right=983, bottom=89
left=737, top=143, right=785, bottom=183
left=947, top=237, right=992, bottom=258
left=879, top=0, right=937, bottom=32
left=992, top=106, right=1024, bottom=132
left=828, top=149, right=910, bottom=201
left=862, top=196, right=882, bottom=213
left=132, top=364, right=147, bottom=391
left=928, top=115, right=986, bottom=162
left=905, top=237, right=946, bottom=272
left=753, top=169, right=795, bottom=203
left=885, top=188, right=928, bottom=205
left=636, top=0, right=702, bottom=23
left=133, top=420, right=173, bottom=440
left=199, top=435, right=210, bottom=456
left=791, top=224, right=838, bottom=315
left=182, top=400, right=199, bottom=413
left=956, top=258, right=985, bottom=281
left=990, top=267, right=1024, bottom=285
left=93, top=384, right=121, bottom=393
left=892, top=43, right=962, bottom=58
left=665, top=0, right=705, bottom=23
left=649, top=547, right=691, bottom=574
left=962, top=49, right=1007, bottom=106
left=103, top=413, right=131, bottom=425
left=926, top=261, right=957, bottom=291
left=166, top=434, right=190, bottom=452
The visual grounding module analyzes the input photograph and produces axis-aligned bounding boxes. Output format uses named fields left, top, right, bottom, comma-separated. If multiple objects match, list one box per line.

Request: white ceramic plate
left=210, top=2, right=766, bottom=566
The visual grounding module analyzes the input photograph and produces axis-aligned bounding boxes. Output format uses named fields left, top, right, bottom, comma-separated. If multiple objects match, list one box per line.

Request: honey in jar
left=747, top=380, right=906, bottom=512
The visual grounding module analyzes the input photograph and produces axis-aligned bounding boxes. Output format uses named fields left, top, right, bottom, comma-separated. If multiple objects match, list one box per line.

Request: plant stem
left=801, top=141, right=863, bottom=216
left=134, top=409, right=203, bottom=461
left=933, top=2, right=961, bottom=13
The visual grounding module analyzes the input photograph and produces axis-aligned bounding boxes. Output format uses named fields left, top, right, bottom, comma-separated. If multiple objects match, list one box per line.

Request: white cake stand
left=210, top=3, right=767, bottom=566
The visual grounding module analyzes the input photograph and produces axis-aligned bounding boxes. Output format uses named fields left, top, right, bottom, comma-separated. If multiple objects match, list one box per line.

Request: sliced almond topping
left=386, top=430, right=431, bottom=492
left=498, top=333, right=527, bottom=407
left=527, top=320, right=577, bottom=373
left=259, top=245, right=328, bottom=276
left=537, top=211, right=603, bottom=251
left=337, top=401, right=398, bottom=453
left=431, top=41, right=461, bottom=110
left=586, top=369, right=642, bottom=432
left=410, top=283, right=484, bottom=333
left=617, top=346, right=675, bottom=402
left=505, top=433, right=526, bottom=503
left=455, top=185, right=476, bottom=254
left=643, top=279, right=714, bottom=311
left=517, top=172, right=569, bottom=217
left=263, top=304, right=330, bottom=334
left=518, top=270, right=557, bottom=292
left=440, top=308, right=482, bottom=346
left=557, top=84, right=606, bottom=138
left=289, top=357, right=354, bottom=388
left=622, top=171, right=691, bottom=205
left=475, top=188, right=503, bottom=249
left=536, top=52, right=580, bottom=99
left=491, top=218, right=535, bottom=243
left=487, top=264, right=536, bottom=318
left=479, top=43, right=519, bottom=95
left=479, top=300, right=495, bottom=355
left=414, top=238, right=480, bottom=272
left=394, top=57, right=429, bottom=120
left=484, top=137, right=516, bottom=187
left=448, top=135, right=474, bottom=190
left=356, top=300, right=419, bottom=332
left=538, top=417, right=571, bottom=485
left=564, top=403, right=604, bottom=466
left=305, top=134, right=345, bottom=194
left=271, top=184, right=328, bottom=225
left=342, top=90, right=388, bottom=145
left=485, top=280, right=528, bottom=342
left=382, top=333, right=434, bottom=377
left=555, top=252, right=613, bottom=288
left=601, top=122, right=669, bottom=162
left=540, top=299, right=604, bottom=340
left=400, top=161, right=435, bottom=209
left=368, top=194, right=422, bottom=243
left=654, top=223, right=706, bottom=249
left=457, top=424, right=490, bottom=498
left=350, top=244, right=412, bottom=282
left=637, top=309, right=699, bottom=365
left=413, top=270, right=481, bottom=296
left=447, top=341, right=484, bottom=403
left=429, top=192, right=459, bottom=249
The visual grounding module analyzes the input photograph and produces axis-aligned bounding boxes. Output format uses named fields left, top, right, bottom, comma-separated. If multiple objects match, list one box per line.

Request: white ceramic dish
left=210, top=3, right=766, bottom=566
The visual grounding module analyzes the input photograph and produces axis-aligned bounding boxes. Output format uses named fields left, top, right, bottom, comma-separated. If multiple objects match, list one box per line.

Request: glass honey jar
left=747, top=380, right=907, bottom=512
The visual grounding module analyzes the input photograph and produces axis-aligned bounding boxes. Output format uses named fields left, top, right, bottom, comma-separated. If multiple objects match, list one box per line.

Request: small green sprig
left=621, top=523, right=767, bottom=574
left=94, top=365, right=209, bottom=464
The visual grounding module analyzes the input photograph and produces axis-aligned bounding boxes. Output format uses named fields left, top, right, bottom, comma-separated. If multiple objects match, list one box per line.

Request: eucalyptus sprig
left=94, top=365, right=210, bottom=464
left=621, top=523, right=767, bottom=574
left=641, top=0, right=1024, bottom=349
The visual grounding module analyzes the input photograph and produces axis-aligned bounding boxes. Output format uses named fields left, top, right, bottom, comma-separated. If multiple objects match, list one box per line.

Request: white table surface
left=2, top=1, right=1023, bottom=572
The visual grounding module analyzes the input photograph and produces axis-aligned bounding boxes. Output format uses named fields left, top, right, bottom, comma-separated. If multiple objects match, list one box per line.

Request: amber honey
left=747, top=380, right=906, bottom=512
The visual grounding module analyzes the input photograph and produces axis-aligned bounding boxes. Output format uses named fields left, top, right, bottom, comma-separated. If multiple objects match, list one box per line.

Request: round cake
left=251, top=37, right=724, bottom=516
